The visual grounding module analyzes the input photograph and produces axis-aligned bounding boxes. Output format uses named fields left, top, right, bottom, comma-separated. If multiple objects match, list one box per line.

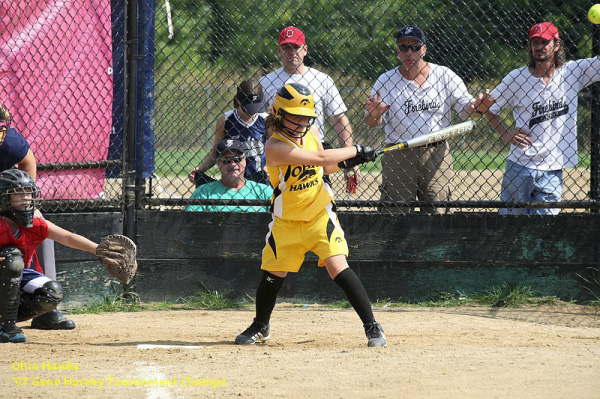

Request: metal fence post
left=591, top=24, right=600, bottom=212
left=124, top=0, right=141, bottom=256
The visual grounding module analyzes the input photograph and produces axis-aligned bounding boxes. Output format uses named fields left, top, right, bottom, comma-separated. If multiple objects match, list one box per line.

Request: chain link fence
left=0, top=1, right=119, bottom=212
left=152, top=0, right=597, bottom=214
left=1, top=1, right=597, bottom=214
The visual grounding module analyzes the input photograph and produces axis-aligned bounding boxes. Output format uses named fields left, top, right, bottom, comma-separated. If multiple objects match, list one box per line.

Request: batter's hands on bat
left=355, top=144, right=377, bottom=162
left=502, top=128, right=532, bottom=148
left=338, top=144, right=377, bottom=169
left=364, top=90, right=391, bottom=122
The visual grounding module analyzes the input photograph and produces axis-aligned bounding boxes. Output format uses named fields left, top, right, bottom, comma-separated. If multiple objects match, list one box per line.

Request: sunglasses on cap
left=398, top=43, right=424, bottom=52
left=218, top=155, right=244, bottom=164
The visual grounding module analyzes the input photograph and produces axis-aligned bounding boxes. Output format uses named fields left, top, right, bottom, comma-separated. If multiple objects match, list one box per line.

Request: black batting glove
left=338, top=144, right=377, bottom=169
left=356, top=144, right=377, bottom=162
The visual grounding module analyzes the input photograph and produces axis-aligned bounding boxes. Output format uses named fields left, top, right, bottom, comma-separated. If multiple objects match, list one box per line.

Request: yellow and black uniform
left=262, top=129, right=348, bottom=272
left=235, top=82, right=386, bottom=348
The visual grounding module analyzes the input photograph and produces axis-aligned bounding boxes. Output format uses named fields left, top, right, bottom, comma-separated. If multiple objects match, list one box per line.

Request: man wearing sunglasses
left=186, top=138, right=273, bottom=213
left=364, top=26, right=486, bottom=214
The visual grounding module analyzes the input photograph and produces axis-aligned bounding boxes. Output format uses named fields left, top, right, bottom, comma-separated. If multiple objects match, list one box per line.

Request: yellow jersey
left=267, top=129, right=334, bottom=221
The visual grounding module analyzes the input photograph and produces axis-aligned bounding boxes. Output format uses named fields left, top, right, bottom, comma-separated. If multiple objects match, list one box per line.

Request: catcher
left=0, top=169, right=136, bottom=343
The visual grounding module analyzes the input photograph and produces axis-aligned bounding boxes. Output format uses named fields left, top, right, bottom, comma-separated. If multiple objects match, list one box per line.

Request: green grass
left=70, top=283, right=568, bottom=314
left=576, top=267, right=600, bottom=306
left=371, top=284, right=560, bottom=309
left=70, top=289, right=145, bottom=314
left=453, top=151, right=507, bottom=171
left=472, top=283, right=559, bottom=308
left=177, top=288, right=243, bottom=310
left=153, top=148, right=591, bottom=177
left=70, top=284, right=246, bottom=314
left=154, top=148, right=212, bottom=177
left=323, top=300, right=352, bottom=309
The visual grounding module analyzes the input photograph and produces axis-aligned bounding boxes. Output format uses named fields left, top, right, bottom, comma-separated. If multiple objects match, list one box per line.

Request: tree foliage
left=155, top=0, right=591, bottom=82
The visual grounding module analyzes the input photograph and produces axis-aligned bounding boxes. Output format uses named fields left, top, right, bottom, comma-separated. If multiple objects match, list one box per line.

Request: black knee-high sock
left=255, top=271, right=285, bottom=324
left=334, top=268, right=375, bottom=325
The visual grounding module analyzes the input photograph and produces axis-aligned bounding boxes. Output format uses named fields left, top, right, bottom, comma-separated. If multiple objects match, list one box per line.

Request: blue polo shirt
left=0, top=129, right=30, bottom=171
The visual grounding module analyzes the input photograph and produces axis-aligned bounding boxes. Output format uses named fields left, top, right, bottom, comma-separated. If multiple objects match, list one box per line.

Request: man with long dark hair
left=485, top=22, right=600, bottom=214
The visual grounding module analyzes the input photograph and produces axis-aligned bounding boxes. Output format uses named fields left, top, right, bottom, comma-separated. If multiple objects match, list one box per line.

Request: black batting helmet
left=0, top=169, right=39, bottom=228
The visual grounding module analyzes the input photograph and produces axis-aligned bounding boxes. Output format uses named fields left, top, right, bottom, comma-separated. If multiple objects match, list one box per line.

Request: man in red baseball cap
left=527, top=22, right=562, bottom=68
left=529, top=22, right=560, bottom=41
left=278, top=26, right=306, bottom=47
left=483, top=22, right=600, bottom=215
left=260, top=26, right=362, bottom=194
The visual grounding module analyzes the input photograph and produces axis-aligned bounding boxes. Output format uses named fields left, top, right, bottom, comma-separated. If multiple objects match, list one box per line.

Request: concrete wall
left=46, top=211, right=600, bottom=306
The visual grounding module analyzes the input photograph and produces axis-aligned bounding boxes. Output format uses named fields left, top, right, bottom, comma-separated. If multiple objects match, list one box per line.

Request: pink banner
left=0, top=0, right=113, bottom=199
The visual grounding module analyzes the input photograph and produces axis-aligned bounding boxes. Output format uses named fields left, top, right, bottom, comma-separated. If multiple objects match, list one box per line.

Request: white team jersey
left=490, top=57, right=600, bottom=170
left=260, top=67, right=348, bottom=141
left=370, top=63, right=473, bottom=144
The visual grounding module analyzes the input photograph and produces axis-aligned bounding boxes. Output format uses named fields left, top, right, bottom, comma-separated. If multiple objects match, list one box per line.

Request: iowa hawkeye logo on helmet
left=272, top=83, right=317, bottom=139
left=276, top=83, right=312, bottom=100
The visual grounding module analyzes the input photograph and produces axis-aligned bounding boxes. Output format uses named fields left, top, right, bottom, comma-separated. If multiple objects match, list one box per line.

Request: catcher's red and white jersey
left=0, top=217, right=48, bottom=269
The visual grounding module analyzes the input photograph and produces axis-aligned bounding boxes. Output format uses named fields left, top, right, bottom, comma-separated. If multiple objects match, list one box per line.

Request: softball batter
left=235, top=83, right=386, bottom=347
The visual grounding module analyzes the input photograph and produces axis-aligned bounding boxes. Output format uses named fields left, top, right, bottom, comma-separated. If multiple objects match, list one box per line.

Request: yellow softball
left=589, top=4, right=600, bottom=24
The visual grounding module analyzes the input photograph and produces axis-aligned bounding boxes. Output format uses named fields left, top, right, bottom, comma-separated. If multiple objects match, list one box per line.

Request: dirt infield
left=3, top=305, right=599, bottom=399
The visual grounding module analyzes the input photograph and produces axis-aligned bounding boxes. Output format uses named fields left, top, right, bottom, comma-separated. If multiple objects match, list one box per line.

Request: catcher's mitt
left=96, top=234, right=138, bottom=284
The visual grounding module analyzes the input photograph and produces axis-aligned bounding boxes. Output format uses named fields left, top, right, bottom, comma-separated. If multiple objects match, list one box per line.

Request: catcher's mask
left=0, top=104, right=12, bottom=146
left=0, top=169, right=39, bottom=228
left=272, top=83, right=317, bottom=139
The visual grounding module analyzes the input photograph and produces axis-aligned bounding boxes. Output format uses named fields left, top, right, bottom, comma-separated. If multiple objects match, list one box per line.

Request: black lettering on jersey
left=403, top=98, right=442, bottom=116
left=529, top=99, right=568, bottom=129
left=283, top=166, right=292, bottom=182
left=297, top=168, right=317, bottom=182
left=288, top=179, right=319, bottom=192
left=285, top=165, right=318, bottom=183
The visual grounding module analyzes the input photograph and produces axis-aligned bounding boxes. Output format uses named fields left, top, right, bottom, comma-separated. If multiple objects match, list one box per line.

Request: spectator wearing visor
left=189, top=79, right=270, bottom=187
left=186, top=138, right=273, bottom=213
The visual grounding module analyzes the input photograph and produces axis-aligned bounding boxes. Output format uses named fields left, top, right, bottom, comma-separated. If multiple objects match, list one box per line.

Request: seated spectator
left=188, top=79, right=269, bottom=187
left=186, top=139, right=273, bottom=212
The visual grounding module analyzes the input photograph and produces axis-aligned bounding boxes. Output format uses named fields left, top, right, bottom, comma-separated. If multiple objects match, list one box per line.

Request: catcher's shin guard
left=0, top=246, right=25, bottom=328
left=17, top=280, right=64, bottom=322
